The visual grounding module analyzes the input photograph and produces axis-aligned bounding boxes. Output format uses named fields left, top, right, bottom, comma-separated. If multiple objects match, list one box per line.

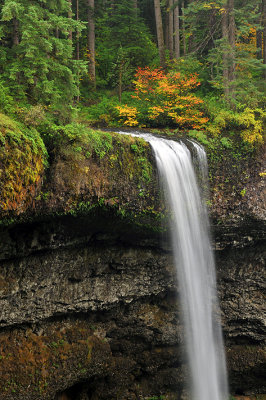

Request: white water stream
left=119, top=131, right=228, bottom=400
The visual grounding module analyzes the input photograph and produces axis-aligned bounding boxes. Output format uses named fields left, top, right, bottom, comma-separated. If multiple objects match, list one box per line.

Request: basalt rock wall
left=0, top=214, right=265, bottom=400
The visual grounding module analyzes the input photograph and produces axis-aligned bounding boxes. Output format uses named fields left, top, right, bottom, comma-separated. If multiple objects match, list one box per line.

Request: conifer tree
left=0, top=0, right=86, bottom=119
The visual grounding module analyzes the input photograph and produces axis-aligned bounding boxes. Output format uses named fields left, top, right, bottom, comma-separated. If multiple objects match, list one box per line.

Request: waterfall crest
left=119, top=131, right=228, bottom=400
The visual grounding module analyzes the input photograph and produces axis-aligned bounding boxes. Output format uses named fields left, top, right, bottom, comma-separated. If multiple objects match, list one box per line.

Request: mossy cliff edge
left=0, top=112, right=265, bottom=230
left=0, top=113, right=265, bottom=399
left=0, top=113, right=163, bottom=233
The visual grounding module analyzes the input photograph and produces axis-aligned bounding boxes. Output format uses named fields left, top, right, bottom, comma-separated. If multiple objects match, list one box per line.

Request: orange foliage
left=131, top=67, right=208, bottom=129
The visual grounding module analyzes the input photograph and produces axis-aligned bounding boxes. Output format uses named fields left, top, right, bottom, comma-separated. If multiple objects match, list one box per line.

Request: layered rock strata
left=0, top=215, right=265, bottom=399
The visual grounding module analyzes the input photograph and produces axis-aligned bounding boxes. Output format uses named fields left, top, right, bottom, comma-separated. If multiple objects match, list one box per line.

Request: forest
left=0, top=0, right=265, bottom=162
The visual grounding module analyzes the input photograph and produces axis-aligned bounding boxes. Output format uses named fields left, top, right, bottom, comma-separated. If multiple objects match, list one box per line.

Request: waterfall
left=119, top=131, right=228, bottom=400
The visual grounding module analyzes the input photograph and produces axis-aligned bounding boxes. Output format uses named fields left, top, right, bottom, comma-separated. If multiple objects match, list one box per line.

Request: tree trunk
left=154, top=0, right=166, bottom=67
left=118, top=60, right=125, bottom=103
left=13, top=18, right=19, bottom=46
left=68, top=0, right=72, bottom=40
left=208, top=7, right=217, bottom=49
left=133, top=0, right=138, bottom=19
left=174, top=3, right=180, bottom=59
left=168, top=0, right=174, bottom=59
left=13, top=17, right=20, bottom=83
left=188, top=0, right=194, bottom=53
left=88, top=0, right=96, bottom=87
left=263, top=0, right=266, bottom=78
left=165, top=13, right=169, bottom=50
left=76, top=0, right=80, bottom=103
left=228, top=0, right=235, bottom=86
left=181, top=1, right=186, bottom=55
left=222, top=0, right=235, bottom=101
left=222, top=5, right=229, bottom=98
left=76, top=0, right=79, bottom=61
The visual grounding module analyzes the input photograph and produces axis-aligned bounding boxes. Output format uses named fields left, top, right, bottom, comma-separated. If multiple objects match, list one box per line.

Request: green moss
left=0, top=112, right=47, bottom=215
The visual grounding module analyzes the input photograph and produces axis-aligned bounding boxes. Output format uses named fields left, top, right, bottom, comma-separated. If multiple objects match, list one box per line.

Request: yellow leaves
left=208, top=107, right=265, bottom=147
left=203, top=2, right=221, bottom=9
left=240, top=109, right=264, bottom=145
left=148, top=106, right=165, bottom=120
left=219, top=8, right=227, bottom=14
left=115, top=105, right=138, bottom=126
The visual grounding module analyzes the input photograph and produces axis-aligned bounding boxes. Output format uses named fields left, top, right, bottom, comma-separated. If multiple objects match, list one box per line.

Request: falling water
left=119, top=131, right=228, bottom=400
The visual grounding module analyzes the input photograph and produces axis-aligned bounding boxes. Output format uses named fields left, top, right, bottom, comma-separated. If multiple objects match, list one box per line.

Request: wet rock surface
left=0, top=216, right=265, bottom=399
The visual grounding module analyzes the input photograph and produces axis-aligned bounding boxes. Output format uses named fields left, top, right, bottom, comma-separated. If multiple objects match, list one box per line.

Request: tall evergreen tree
left=0, top=0, right=86, bottom=119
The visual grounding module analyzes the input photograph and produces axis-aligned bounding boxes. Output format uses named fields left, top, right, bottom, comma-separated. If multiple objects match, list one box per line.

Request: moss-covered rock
left=0, top=320, right=112, bottom=399
left=0, top=113, right=47, bottom=217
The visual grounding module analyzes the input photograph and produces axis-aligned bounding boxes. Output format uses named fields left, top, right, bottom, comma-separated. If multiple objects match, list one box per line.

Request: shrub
left=84, top=96, right=119, bottom=126
left=115, top=105, right=139, bottom=126
left=123, top=66, right=208, bottom=129
left=206, top=107, right=265, bottom=147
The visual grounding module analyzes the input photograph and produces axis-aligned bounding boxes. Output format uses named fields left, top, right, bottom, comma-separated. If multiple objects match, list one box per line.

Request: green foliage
left=80, top=96, right=120, bottom=126
left=52, top=123, right=114, bottom=160
left=183, top=0, right=265, bottom=107
left=188, top=130, right=212, bottom=147
left=0, top=0, right=86, bottom=121
left=0, top=80, right=15, bottom=114
left=94, top=0, right=157, bottom=89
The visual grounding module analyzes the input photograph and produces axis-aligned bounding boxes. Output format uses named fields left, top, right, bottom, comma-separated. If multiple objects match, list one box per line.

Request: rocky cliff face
left=0, top=213, right=265, bottom=400
left=0, top=132, right=265, bottom=400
